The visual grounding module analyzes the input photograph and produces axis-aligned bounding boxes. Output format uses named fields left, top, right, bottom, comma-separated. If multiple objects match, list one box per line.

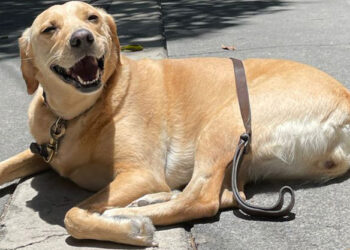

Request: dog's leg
left=218, top=168, right=247, bottom=209
left=0, top=149, right=49, bottom=185
left=102, top=106, right=242, bottom=225
left=219, top=188, right=246, bottom=209
left=127, top=190, right=180, bottom=207
left=64, top=169, right=170, bottom=246
left=127, top=186, right=245, bottom=210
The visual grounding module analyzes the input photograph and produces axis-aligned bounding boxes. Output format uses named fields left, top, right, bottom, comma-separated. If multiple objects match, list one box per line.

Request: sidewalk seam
left=184, top=223, right=198, bottom=250
left=0, top=181, right=18, bottom=224
left=157, top=0, right=168, bottom=58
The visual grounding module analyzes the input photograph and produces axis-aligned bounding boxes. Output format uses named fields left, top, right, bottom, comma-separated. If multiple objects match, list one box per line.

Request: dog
left=0, top=0, right=349, bottom=246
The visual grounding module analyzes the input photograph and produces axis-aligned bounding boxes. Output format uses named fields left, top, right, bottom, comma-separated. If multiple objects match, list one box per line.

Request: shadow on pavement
left=25, top=170, right=92, bottom=227
left=25, top=171, right=154, bottom=249
left=0, top=0, right=65, bottom=60
left=0, top=183, right=17, bottom=198
left=182, top=169, right=350, bottom=226
left=22, top=167, right=350, bottom=246
left=0, top=0, right=291, bottom=60
left=0, top=0, right=111, bottom=61
left=24, top=165, right=350, bottom=226
left=162, top=0, right=291, bottom=40
left=65, top=236, right=142, bottom=249
left=244, top=169, right=350, bottom=199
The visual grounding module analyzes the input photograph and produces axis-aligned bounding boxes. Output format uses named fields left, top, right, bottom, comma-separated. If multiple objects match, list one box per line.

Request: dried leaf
left=221, top=44, right=236, bottom=51
left=121, top=44, right=144, bottom=52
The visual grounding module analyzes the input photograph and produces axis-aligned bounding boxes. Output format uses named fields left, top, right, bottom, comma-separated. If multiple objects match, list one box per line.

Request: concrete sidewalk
left=1, top=0, right=350, bottom=250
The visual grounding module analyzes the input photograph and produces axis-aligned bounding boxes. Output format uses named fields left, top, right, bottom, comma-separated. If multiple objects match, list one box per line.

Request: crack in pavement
left=11, top=233, right=68, bottom=250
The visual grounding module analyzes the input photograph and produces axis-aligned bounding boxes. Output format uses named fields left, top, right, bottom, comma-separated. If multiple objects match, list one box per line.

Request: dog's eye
left=88, top=15, right=98, bottom=22
left=42, top=26, right=56, bottom=33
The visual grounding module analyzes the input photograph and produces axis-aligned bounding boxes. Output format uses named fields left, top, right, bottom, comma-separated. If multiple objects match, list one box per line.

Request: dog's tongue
left=70, top=56, right=98, bottom=82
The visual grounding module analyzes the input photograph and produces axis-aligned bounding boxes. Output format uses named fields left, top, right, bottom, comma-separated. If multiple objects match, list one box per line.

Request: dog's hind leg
left=218, top=165, right=248, bottom=209
left=0, top=149, right=49, bottom=185
left=126, top=190, right=181, bottom=207
left=102, top=105, right=244, bottom=225
left=219, top=188, right=246, bottom=209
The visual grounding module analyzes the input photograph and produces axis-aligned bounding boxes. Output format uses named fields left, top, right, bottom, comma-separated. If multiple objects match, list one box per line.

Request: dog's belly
left=165, top=141, right=195, bottom=189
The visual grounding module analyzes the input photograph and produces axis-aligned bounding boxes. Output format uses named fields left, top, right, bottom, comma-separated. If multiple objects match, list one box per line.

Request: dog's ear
left=98, top=9, right=121, bottom=64
left=18, top=28, right=39, bottom=95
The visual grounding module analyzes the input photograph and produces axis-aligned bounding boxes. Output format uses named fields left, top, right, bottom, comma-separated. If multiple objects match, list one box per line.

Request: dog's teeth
left=95, top=70, right=99, bottom=80
left=77, top=76, right=84, bottom=84
left=76, top=74, right=100, bottom=86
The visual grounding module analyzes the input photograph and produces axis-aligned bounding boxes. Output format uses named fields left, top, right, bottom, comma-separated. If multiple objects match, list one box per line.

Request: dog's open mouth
left=51, top=56, right=104, bottom=93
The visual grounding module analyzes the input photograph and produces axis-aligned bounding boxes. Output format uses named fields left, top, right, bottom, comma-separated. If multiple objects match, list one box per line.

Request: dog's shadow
left=26, top=170, right=92, bottom=227
left=25, top=169, right=350, bottom=248
left=25, top=171, right=194, bottom=249
left=26, top=170, right=142, bottom=249
left=182, top=170, right=350, bottom=228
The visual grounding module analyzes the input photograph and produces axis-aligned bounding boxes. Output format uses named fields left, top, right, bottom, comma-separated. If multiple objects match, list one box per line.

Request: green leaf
left=121, top=44, right=144, bottom=52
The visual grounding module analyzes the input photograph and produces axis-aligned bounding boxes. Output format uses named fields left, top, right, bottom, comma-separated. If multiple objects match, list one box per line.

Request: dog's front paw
left=128, top=216, right=157, bottom=247
left=101, top=212, right=157, bottom=246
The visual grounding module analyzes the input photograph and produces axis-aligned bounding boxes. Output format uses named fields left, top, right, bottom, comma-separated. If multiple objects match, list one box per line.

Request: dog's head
left=19, top=1, right=120, bottom=95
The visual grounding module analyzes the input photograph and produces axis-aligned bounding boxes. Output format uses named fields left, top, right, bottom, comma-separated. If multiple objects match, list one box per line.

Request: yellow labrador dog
left=0, top=0, right=350, bottom=246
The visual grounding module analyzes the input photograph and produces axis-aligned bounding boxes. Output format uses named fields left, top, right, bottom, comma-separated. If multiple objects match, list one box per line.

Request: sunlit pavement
left=0, top=0, right=349, bottom=249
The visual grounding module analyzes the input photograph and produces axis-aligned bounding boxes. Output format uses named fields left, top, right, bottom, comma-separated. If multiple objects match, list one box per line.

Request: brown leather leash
left=230, top=58, right=295, bottom=218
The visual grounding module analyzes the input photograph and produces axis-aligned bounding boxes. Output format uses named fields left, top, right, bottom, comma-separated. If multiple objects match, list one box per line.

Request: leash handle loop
left=230, top=58, right=295, bottom=218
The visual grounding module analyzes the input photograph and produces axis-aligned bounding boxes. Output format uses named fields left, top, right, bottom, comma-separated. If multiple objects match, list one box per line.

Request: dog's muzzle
left=50, top=55, right=104, bottom=93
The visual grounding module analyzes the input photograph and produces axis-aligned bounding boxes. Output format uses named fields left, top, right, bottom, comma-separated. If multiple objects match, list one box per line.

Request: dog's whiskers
left=96, top=33, right=110, bottom=58
left=46, top=42, right=64, bottom=66
left=46, top=54, right=60, bottom=66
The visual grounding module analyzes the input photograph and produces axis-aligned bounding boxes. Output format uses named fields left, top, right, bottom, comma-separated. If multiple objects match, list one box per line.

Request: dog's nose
left=70, top=29, right=94, bottom=48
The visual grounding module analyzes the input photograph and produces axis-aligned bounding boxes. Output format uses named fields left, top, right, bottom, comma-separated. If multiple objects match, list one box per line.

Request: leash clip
left=30, top=117, right=66, bottom=163
left=239, top=133, right=250, bottom=154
